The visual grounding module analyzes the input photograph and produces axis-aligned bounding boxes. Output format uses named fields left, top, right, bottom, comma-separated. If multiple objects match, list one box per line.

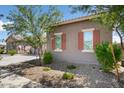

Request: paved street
left=0, top=54, right=39, bottom=67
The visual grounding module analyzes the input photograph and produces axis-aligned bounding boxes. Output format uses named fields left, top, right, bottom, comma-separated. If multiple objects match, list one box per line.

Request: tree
left=95, top=42, right=122, bottom=81
left=0, top=14, right=4, bottom=59
left=3, top=5, right=62, bottom=65
left=71, top=5, right=124, bottom=51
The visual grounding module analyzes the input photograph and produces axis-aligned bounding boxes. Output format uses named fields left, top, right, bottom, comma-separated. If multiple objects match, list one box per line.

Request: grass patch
left=43, top=67, right=52, bottom=71
left=67, top=65, right=77, bottom=70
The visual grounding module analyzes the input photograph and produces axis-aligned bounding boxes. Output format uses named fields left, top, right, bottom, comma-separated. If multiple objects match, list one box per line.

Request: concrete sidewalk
left=0, top=54, right=39, bottom=67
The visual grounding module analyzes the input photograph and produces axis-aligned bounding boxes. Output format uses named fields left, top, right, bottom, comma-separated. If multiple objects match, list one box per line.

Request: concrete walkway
left=0, top=54, right=39, bottom=67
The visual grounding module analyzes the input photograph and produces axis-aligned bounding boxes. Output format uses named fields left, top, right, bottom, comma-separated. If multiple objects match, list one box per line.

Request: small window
left=84, top=31, right=93, bottom=50
left=55, top=35, right=62, bottom=49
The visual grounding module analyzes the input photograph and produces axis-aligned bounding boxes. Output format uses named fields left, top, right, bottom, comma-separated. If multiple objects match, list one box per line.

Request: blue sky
left=0, top=5, right=120, bottom=43
left=0, top=5, right=87, bottom=43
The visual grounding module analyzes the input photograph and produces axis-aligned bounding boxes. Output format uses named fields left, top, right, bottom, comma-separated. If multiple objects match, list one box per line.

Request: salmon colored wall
left=47, top=20, right=112, bottom=64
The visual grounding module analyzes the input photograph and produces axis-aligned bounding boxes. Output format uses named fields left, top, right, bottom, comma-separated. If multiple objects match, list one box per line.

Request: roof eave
left=56, top=15, right=98, bottom=26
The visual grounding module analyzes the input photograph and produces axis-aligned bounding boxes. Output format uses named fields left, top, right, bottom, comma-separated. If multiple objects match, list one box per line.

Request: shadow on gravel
left=0, top=59, right=39, bottom=76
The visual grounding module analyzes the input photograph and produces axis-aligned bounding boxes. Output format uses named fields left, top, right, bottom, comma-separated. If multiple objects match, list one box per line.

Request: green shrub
left=43, top=67, right=51, bottom=71
left=8, top=50, right=17, bottom=56
left=62, top=72, right=74, bottom=80
left=43, top=52, right=53, bottom=64
left=0, top=48, right=4, bottom=54
left=95, top=42, right=122, bottom=72
left=67, top=65, right=76, bottom=70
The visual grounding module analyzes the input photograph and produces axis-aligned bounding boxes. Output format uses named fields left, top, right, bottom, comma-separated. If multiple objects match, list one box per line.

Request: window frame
left=81, top=28, right=95, bottom=52
left=54, top=32, right=63, bottom=52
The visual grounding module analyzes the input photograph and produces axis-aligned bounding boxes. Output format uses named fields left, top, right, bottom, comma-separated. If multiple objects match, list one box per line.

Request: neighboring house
left=47, top=15, right=112, bottom=64
left=6, top=34, right=22, bottom=50
left=6, top=34, right=28, bottom=54
left=6, top=34, right=47, bottom=55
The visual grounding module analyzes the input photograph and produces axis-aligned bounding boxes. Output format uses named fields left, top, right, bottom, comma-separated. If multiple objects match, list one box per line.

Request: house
left=6, top=34, right=31, bottom=54
left=6, top=34, right=47, bottom=55
left=47, top=15, right=112, bottom=64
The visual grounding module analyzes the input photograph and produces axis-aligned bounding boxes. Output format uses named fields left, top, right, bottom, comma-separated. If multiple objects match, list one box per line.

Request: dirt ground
left=21, top=67, right=88, bottom=88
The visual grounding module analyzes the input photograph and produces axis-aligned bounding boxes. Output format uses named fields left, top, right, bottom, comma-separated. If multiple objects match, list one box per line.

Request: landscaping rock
left=0, top=74, right=43, bottom=88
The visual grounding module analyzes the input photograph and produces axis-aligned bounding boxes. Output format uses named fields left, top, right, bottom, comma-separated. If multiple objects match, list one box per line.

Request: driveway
left=0, top=54, right=39, bottom=67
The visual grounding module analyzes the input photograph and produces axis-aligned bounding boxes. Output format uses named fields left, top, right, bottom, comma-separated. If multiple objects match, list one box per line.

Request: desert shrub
left=62, top=72, right=74, bottom=80
left=8, top=49, right=17, bottom=56
left=0, top=48, right=4, bottom=54
left=67, top=65, right=76, bottom=70
left=95, top=42, right=122, bottom=72
left=43, top=52, right=53, bottom=64
left=43, top=67, right=51, bottom=71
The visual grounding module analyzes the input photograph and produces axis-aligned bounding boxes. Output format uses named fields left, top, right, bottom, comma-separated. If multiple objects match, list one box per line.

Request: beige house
left=6, top=34, right=47, bottom=55
left=47, top=15, right=112, bottom=64
left=6, top=34, right=31, bottom=54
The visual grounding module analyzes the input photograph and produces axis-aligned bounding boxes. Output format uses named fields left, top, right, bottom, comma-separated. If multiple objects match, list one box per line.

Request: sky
left=0, top=5, right=120, bottom=43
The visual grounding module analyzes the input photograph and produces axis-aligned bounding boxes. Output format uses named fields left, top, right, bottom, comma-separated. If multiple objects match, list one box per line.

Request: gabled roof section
left=6, top=34, right=23, bottom=42
left=57, top=15, right=98, bottom=26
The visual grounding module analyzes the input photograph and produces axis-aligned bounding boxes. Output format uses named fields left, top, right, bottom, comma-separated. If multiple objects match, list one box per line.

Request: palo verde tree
left=3, top=5, right=62, bottom=65
left=71, top=5, right=124, bottom=51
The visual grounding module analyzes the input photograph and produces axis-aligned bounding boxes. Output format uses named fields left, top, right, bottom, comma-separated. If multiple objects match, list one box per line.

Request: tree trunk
left=37, top=45, right=43, bottom=66
left=115, top=28, right=124, bottom=51
left=109, top=43, right=120, bottom=81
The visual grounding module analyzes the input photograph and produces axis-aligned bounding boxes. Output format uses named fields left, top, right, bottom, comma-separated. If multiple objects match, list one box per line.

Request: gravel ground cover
left=1, top=61, right=124, bottom=88
left=0, top=62, right=44, bottom=88
left=42, top=61, right=123, bottom=88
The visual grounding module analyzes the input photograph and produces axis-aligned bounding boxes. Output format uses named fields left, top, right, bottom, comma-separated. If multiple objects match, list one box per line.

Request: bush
left=0, top=48, right=4, bottom=54
left=43, top=67, right=51, bottom=71
left=62, top=72, right=74, bottom=80
left=43, top=52, right=53, bottom=64
left=8, top=50, right=17, bottom=56
left=67, top=65, right=76, bottom=70
left=95, top=42, right=122, bottom=72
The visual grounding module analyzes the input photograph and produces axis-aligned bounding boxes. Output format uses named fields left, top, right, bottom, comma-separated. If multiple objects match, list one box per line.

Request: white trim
left=54, top=32, right=63, bottom=52
left=82, top=29, right=94, bottom=52
left=54, top=32, right=63, bottom=35
left=81, top=28, right=95, bottom=32
left=54, top=48, right=63, bottom=52
left=81, top=50, right=94, bottom=53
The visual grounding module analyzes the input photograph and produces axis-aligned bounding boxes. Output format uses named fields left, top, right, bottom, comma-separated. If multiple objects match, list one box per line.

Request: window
left=84, top=31, right=93, bottom=51
left=55, top=35, right=62, bottom=49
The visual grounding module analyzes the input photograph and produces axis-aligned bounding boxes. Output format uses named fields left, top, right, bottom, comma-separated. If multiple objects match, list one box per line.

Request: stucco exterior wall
left=47, top=20, right=112, bottom=64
